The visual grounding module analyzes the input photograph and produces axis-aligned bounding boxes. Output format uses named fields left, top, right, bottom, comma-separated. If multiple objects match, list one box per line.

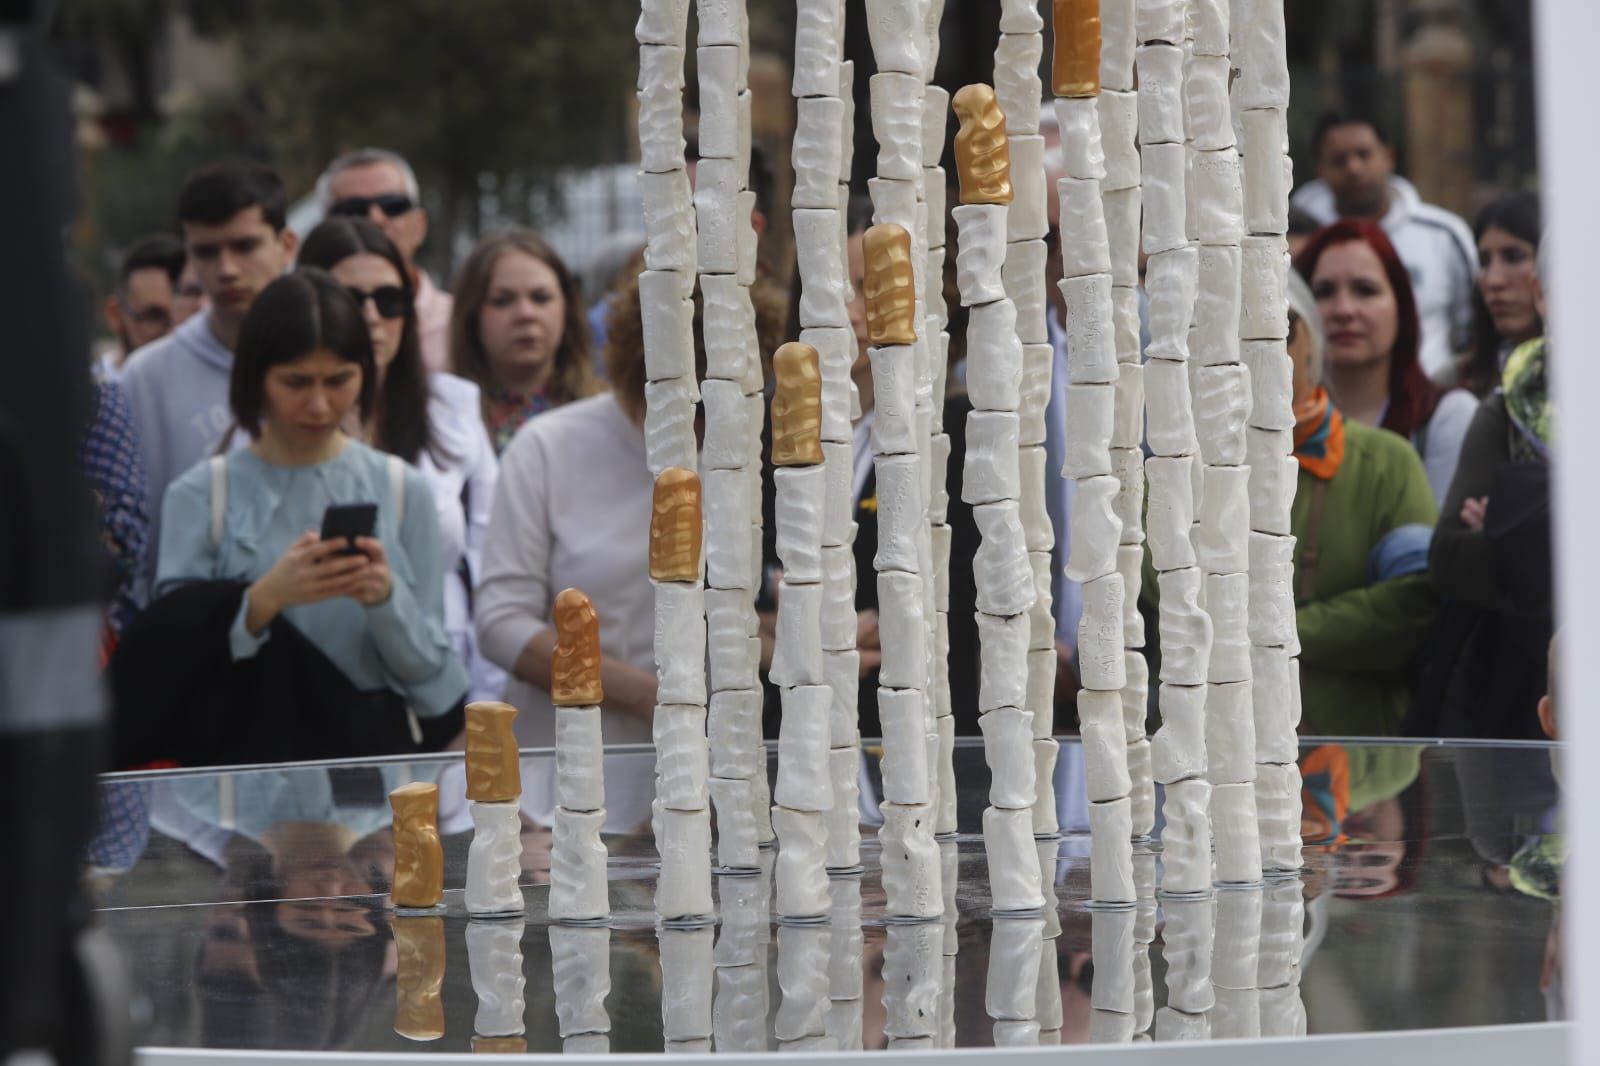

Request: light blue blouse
left=156, top=440, right=468, bottom=717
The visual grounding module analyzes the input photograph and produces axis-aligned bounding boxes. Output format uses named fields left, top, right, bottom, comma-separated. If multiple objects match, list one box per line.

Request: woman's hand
left=1460, top=496, right=1489, bottom=532
left=348, top=536, right=395, bottom=607
left=245, top=532, right=372, bottom=633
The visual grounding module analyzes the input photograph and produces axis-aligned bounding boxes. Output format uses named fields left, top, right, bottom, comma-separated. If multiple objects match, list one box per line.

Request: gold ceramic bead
left=953, top=84, right=1014, bottom=206
left=771, top=342, right=825, bottom=467
left=863, top=224, right=918, bottom=347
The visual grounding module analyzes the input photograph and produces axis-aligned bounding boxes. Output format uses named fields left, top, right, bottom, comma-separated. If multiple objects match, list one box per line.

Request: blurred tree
left=53, top=0, right=174, bottom=126
left=186, top=0, right=638, bottom=276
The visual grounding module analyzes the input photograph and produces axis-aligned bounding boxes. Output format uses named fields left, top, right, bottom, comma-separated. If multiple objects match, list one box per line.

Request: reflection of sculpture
left=465, top=701, right=521, bottom=803
left=473, top=1037, right=529, bottom=1054
left=650, top=467, right=703, bottom=583
left=771, top=342, right=824, bottom=467
left=468, top=918, right=528, bottom=1037
left=390, top=782, right=444, bottom=909
left=863, top=224, right=917, bottom=346
left=393, top=915, right=445, bottom=1040
left=552, top=587, right=603, bottom=707
left=953, top=84, right=1013, bottom=206
left=1051, top=0, right=1101, bottom=98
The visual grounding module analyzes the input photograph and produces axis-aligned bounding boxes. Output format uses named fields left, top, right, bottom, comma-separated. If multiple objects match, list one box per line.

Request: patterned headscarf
left=1503, top=337, right=1551, bottom=463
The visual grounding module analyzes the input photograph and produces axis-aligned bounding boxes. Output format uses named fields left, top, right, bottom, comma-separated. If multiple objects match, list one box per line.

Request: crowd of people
left=82, top=109, right=1554, bottom=771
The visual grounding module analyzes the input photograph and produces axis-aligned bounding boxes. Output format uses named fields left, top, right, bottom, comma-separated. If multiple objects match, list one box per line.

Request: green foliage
left=212, top=1, right=638, bottom=226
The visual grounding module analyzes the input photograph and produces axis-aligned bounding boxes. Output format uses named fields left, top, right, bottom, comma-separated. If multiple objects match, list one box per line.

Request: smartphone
left=320, top=502, right=378, bottom=556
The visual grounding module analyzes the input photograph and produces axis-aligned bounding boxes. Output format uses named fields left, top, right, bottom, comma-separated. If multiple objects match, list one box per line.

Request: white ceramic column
left=1234, top=0, right=1304, bottom=880
left=1136, top=0, right=1213, bottom=901
left=1051, top=0, right=1133, bottom=909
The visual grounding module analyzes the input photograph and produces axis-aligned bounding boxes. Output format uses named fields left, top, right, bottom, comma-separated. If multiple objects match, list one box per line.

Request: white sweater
left=420, top=373, right=504, bottom=703
left=475, top=392, right=656, bottom=749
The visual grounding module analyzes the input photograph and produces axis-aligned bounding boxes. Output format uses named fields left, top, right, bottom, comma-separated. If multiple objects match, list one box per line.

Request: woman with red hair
left=1295, top=220, right=1479, bottom=506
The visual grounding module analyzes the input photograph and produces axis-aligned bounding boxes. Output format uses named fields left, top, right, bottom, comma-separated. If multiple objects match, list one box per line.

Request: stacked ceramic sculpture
left=1087, top=0, right=1155, bottom=845
left=649, top=469, right=715, bottom=923
left=635, top=0, right=715, bottom=926
left=1174, top=0, right=1260, bottom=890
left=920, top=4, right=960, bottom=842
left=1134, top=0, right=1214, bottom=901
left=458, top=706, right=529, bottom=1053
left=949, top=84, right=1046, bottom=917
left=995, top=0, right=1063, bottom=842
left=864, top=0, right=945, bottom=923
left=464, top=703, right=526, bottom=917
left=1050, top=0, right=1135, bottom=909
left=549, top=589, right=611, bottom=924
left=1234, top=0, right=1306, bottom=878
left=790, top=0, right=863, bottom=876
left=460, top=709, right=531, bottom=1056
left=691, top=0, right=775, bottom=876
left=860, top=222, right=943, bottom=923
left=390, top=784, right=445, bottom=1042
left=769, top=342, right=835, bottom=921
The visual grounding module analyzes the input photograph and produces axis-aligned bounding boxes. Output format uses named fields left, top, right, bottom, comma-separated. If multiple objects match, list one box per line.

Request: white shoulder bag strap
left=209, top=455, right=227, bottom=550
left=386, top=454, right=425, bottom=746
left=388, top=454, right=406, bottom=527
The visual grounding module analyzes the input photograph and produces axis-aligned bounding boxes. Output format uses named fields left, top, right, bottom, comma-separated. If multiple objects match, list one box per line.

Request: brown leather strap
left=1298, top=478, right=1328, bottom=602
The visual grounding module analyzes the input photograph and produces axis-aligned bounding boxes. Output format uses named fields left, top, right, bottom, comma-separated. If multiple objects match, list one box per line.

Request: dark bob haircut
left=230, top=269, right=376, bottom=438
left=178, top=158, right=288, bottom=232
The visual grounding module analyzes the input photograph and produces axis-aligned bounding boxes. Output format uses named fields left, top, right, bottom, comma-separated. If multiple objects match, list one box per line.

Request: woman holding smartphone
left=116, top=270, right=467, bottom=765
left=296, top=217, right=503, bottom=704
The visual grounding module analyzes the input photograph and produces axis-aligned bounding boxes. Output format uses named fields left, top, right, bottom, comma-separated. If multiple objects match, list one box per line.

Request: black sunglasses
left=329, top=194, right=415, bottom=219
left=346, top=284, right=411, bottom=319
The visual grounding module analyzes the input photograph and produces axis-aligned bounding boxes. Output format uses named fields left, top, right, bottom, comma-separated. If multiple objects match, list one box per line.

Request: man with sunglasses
left=317, top=148, right=452, bottom=373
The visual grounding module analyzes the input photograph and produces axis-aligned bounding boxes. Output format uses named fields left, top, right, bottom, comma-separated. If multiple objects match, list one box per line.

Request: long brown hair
left=297, top=216, right=444, bottom=466
left=448, top=228, right=599, bottom=417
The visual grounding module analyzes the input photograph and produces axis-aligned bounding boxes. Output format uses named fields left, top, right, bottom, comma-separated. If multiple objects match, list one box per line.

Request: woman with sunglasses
left=298, top=217, right=504, bottom=705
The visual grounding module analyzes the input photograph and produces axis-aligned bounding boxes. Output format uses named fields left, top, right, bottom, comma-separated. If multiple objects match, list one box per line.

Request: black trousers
left=110, top=581, right=463, bottom=768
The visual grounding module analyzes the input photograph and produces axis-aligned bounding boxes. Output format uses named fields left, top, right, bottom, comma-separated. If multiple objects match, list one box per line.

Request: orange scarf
left=1292, top=387, right=1346, bottom=480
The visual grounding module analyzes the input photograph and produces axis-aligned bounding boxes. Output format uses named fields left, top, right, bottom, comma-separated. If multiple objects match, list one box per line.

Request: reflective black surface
left=91, top=739, right=1565, bottom=1053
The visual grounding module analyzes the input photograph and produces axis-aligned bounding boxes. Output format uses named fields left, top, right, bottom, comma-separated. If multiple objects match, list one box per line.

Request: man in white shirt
left=317, top=148, right=454, bottom=373
left=1290, top=114, right=1478, bottom=385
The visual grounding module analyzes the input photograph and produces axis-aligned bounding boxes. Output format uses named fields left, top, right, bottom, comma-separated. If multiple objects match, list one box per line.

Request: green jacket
left=1139, top=421, right=1438, bottom=737
left=1291, top=421, right=1438, bottom=735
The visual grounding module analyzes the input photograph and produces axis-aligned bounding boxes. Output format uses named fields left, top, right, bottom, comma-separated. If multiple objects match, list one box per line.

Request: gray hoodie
left=120, top=308, right=237, bottom=596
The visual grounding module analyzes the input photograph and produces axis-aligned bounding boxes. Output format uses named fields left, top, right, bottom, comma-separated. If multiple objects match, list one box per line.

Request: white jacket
left=1291, top=175, right=1477, bottom=384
